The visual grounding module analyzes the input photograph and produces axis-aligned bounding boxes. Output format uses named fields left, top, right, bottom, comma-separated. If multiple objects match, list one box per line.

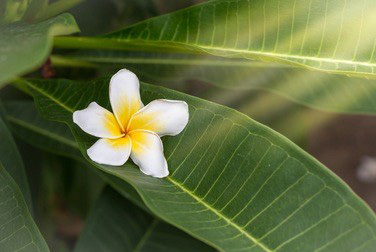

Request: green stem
left=50, top=55, right=96, bottom=68
left=53, top=36, right=203, bottom=54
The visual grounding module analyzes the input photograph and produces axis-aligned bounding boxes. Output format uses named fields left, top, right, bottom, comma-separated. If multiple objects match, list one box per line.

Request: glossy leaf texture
left=0, top=163, right=49, bottom=251
left=24, top=77, right=376, bottom=252
left=60, top=0, right=376, bottom=78
left=0, top=13, right=79, bottom=87
left=65, top=50, right=376, bottom=115
left=0, top=107, right=32, bottom=210
left=74, top=186, right=215, bottom=252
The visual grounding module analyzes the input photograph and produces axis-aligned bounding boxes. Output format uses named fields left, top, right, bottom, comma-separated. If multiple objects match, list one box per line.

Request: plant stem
left=53, top=36, right=203, bottom=54
left=50, top=55, right=96, bottom=68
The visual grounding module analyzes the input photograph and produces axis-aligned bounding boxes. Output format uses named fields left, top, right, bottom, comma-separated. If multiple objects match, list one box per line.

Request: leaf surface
left=74, top=186, right=215, bottom=252
left=0, top=13, right=79, bottom=87
left=57, top=0, right=376, bottom=78
left=24, top=77, right=376, bottom=252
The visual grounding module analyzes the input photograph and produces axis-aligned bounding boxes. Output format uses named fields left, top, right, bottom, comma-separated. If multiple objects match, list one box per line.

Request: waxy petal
left=129, top=130, right=168, bottom=178
left=109, top=69, right=143, bottom=131
left=73, top=102, right=123, bottom=139
left=127, top=99, right=189, bottom=137
left=87, top=136, right=132, bottom=166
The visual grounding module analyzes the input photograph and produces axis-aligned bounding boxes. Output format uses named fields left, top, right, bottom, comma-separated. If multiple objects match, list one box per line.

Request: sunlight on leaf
left=55, top=0, right=376, bottom=78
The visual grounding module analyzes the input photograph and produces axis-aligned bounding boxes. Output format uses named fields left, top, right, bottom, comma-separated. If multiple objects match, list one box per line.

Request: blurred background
left=1, top=0, right=376, bottom=251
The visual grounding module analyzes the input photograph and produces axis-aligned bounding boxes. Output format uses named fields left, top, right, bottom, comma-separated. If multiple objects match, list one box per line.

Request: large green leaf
left=55, top=0, right=376, bottom=78
left=0, top=107, right=32, bottom=210
left=24, top=77, right=376, bottom=251
left=0, top=13, right=79, bottom=87
left=75, top=186, right=215, bottom=252
left=62, top=50, right=376, bottom=115
left=3, top=101, right=215, bottom=251
left=0, top=162, right=49, bottom=251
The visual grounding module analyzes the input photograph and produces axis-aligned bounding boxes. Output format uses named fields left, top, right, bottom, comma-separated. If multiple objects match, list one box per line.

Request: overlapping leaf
left=0, top=13, right=79, bottom=87
left=64, top=50, right=376, bottom=115
left=21, top=77, right=376, bottom=251
left=75, top=187, right=215, bottom=252
left=56, top=0, right=376, bottom=78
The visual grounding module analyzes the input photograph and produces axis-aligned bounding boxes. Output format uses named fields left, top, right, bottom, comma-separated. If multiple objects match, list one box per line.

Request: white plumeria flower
left=72, top=69, right=189, bottom=178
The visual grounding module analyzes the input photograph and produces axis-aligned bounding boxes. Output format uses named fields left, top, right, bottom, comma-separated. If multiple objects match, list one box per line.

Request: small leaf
left=23, top=77, right=376, bottom=251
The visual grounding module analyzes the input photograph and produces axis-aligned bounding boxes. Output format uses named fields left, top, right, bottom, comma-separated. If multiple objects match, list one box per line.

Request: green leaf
left=0, top=13, right=79, bottom=87
left=55, top=0, right=376, bottom=78
left=23, top=77, right=376, bottom=251
left=62, top=50, right=376, bottom=115
left=75, top=186, right=215, bottom=252
left=0, top=105, right=32, bottom=211
left=2, top=102, right=213, bottom=250
left=3, top=100, right=215, bottom=251
left=0, top=162, right=49, bottom=251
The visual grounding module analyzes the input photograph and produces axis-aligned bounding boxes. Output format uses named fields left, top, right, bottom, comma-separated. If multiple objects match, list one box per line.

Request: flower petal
left=129, top=130, right=168, bottom=178
left=109, top=69, right=143, bottom=131
left=127, top=99, right=189, bottom=137
left=73, top=102, right=123, bottom=139
left=87, top=136, right=131, bottom=166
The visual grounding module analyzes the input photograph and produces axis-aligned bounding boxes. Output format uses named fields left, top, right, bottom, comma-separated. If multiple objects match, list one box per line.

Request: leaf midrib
left=167, top=176, right=272, bottom=252
left=25, top=80, right=74, bottom=113
left=56, top=36, right=376, bottom=70
left=126, top=40, right=376, bottom=69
